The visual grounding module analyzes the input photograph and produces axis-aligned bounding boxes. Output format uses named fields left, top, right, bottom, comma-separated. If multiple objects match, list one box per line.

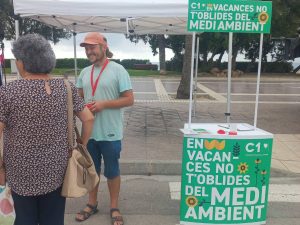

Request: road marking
left=232, top=101, right=300, bottom=104
left=169, top=182, right=300, bottom=202
left=154, top=79, right=171, bottom=102
left=220, top=93, right=300, bottom=96
left=197, top=83, right=227, bottom=102
left=287, top=86, right=300, bottom=89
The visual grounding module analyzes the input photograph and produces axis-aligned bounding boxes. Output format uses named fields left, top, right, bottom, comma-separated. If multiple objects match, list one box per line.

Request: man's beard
left=88, top=54, right=103, bottom=64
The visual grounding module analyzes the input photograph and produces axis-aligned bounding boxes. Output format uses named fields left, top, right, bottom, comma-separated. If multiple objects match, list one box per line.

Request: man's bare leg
left=108, top=176, right=123, bottom=225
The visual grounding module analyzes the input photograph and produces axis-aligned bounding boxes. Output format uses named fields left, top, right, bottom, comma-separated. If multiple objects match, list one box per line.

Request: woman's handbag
left=61, top=80, right=99, bottom=198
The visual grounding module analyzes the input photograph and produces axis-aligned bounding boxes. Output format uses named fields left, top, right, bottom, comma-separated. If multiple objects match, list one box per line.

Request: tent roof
left=13, top=0, right=189, bottom=34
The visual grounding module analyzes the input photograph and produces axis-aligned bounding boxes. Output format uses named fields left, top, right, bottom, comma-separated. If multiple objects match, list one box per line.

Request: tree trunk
left=202, top=51, right=208, bottom=63
left=232, top=48, right=239, bottom=71
left=217, top=50, right=225, bottom=64
left=158, top=35, right=166, bottom=75
left=176, top=35, right=192, bottom=99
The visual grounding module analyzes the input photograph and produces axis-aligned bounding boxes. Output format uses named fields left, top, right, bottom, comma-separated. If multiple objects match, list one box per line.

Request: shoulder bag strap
left=64, top=79, right=74, bottom=149
left=64, top=79, right=83, bottom=149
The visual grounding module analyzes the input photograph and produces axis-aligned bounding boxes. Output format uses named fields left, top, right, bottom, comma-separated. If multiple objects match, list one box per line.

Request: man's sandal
left=110, top=208, right=124, bottom=225
left=75, top=203, right=99, bottom=222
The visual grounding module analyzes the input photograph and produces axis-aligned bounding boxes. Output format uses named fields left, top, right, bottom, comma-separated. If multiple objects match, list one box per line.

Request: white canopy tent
left=13, top=0, right=189, bottom=35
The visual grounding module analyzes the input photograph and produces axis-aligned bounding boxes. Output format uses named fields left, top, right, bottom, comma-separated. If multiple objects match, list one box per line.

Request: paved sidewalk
left=64, top=175, right=300, bottom=225
left=120, top=102, right=300, bottom=177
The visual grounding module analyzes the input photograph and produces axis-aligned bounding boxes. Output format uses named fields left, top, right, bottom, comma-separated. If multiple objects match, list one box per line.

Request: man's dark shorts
left=87, top=139, right=121, bottom=179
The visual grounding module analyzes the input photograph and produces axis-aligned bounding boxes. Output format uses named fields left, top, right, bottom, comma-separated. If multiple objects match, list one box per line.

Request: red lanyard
left=90, top=59, right=109, bottom=97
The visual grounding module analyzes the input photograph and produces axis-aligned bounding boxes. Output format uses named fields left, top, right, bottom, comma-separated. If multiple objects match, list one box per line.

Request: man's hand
left=89, top=101, right=107, bottom=113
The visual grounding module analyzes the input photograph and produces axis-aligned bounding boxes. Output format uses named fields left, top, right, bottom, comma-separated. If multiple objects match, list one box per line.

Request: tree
left=176, top=35, right=192, bottom=99
left=127, top=34, right=168, bottom=74
left=0, top=0, right=71, bottom=43
left=127, top=34, right=187, bottom=75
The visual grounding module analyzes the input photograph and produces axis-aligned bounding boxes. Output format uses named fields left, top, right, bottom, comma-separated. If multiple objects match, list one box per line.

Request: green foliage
left=196, top=61, right=292, bottom=73
left=127, top=34, right=185, bottom=57
left=234, top=61, right=293, bottom=73
left=271, top=0, right=300, bottom=38
left=263, top=61, right=293, bottom=73
left=166, top=56, right=183, bottom=72
left=167, top=56, right=292, bottom=74
left=53, top=58, right=153, bottom=70
left=0, top=0, right=71, bottom=43
left=197, top=62, right=226, bottom=73
left=120, top=59, right=150, bottom=69
left=55, top=58, right=90, bottom=68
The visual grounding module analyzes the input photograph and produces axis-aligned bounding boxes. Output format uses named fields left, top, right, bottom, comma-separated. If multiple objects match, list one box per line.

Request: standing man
left=76, top=32, right=134, bottom=225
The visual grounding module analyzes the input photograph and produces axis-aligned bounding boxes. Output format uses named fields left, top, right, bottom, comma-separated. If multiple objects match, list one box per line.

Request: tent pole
left=193, top=36, right=200, bottom=117
left=72, top=24, right=78, bottom=82
left=254, top=33, right=264, bottom=129
left=188, top=32, right=196, bottom=129
left=15, top=19, right=20, bottom=80
left=226, top=32, right=233, bottom=124
left=126, top=18, right=129, bottom=36
left=15, top=20, right=20, bottom=39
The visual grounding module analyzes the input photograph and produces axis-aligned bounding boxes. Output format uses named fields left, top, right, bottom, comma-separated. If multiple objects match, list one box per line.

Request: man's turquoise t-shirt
left=76, top=61, right=132, bottom=141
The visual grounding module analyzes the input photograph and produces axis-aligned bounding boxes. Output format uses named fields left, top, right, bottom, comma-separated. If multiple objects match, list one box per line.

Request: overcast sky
left=3, top=33, right=174, bottom=63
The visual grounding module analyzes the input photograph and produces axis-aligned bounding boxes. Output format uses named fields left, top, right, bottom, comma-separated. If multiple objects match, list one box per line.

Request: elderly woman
left=0, top=34, right=94, bottom=225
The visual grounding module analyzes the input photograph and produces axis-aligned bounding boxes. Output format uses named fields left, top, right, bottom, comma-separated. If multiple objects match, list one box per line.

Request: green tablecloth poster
left=180, top=137, right=273, bottom=225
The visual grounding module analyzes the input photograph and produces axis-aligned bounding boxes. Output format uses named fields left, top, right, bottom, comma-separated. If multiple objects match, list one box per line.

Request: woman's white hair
left=12, top=33, right=56, bottom=74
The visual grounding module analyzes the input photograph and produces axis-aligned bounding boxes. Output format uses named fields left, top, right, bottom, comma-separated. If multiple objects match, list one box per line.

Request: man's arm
left=90, top=90, right=134, bottom=113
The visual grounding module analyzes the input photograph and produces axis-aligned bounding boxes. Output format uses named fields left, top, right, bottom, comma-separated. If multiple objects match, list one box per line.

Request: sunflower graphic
left=261, top=170, right=267, bottom=175
left=207, top=3, right=213, bottom=11
left=258, top=12, right=269, bottom=24
left=255, top=158, right=262, bottom=164
left=186, top=196, right=198, bottom=207
left=238, top=162, right=249, bottom=174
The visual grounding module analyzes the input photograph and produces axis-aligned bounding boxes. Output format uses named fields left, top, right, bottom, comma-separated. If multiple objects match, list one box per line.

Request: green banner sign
left=188, top=0, right=272, bottom=33
left=180, top=137, right=273, bottom=224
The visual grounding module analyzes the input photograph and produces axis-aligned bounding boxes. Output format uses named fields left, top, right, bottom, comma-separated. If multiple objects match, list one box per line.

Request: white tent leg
left=15, top=19, right=20, bottom=80
left=254, top=33, right=264, bottom=129
left=188, top=32, right=196, bottom=129
left=15, top=20, right=20, bottom=39
left=226, top=32, right=233, bottom=124
left=72, top=24, right=78, bottom=82
left=193, top=36, right=200, bottom=117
